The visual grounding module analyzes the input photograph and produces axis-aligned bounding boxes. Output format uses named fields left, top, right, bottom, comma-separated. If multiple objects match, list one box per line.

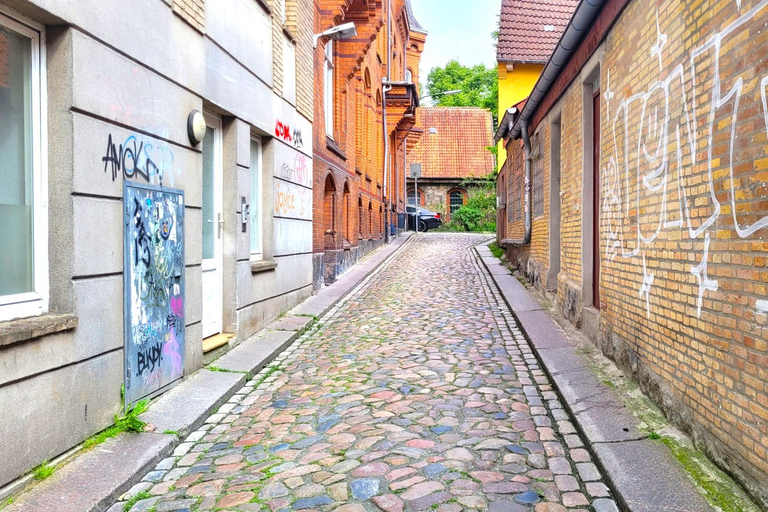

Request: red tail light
left=435, top=213, right=441, bottom=219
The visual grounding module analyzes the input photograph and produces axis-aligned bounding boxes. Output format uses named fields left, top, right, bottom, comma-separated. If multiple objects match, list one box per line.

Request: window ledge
left=0, top=314, right=78, bottom=348
left=251, top=260, right=278, bottom=274
left=326, top=137, right=347, bottom=160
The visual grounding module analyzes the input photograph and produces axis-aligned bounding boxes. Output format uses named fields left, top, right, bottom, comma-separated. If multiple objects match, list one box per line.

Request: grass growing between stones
left=122, top=490, right=152, bottom=512
left=82, top=397, right=150, bottom=450
left=564, top=331, right=760, bottom=512
left=488, top=242, right=504, bottom=259
left=31, top=461, right=55, bottom=481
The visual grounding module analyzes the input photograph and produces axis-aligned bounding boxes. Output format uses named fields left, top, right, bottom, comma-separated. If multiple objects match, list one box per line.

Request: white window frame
left=0, top=10, right=47, bottom=322
left=249, top=136, right=263, bottom=261
left=324, top=40, right=334, bottom=139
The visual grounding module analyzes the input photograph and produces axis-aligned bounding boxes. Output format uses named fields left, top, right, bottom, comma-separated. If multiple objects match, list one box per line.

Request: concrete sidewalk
left=474, top=243, right=715, bottom=512
left=2, top=234, right=413, bottom=512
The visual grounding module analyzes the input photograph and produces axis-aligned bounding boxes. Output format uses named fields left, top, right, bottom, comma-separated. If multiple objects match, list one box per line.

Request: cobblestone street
left=113, top=234, right=618, bottom=512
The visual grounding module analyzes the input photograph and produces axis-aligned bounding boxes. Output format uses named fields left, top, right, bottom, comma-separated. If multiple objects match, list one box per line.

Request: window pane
left=0, top=25, right=33, bottom=296
left=202, top=127, right=215, bottom=260
left=250, top=139, right=261, bottom=255
left=283, top=36, right=296, bottom=105
left=450, top=191, right=464, bottom=214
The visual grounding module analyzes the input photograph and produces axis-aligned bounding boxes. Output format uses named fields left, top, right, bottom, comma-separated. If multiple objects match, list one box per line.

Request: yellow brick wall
left=517, top=0, right=768, bottom=500
left=287, top=0, right=314, bottom=120
left=270, top=0, right=285, bottom=97
left=173, top=0, right=205, bottom=32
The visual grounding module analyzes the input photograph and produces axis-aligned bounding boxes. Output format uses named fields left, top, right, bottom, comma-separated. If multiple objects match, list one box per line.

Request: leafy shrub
left=453, top=206, right=484, bottom=231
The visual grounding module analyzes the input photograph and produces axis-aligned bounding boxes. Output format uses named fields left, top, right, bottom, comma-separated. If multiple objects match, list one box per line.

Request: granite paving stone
left=108, top=235, right=614, bottom=511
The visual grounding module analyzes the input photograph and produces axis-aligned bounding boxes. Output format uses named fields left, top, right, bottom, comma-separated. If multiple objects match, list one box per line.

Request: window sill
left=0, top=314, right=78, bottom=348
left=326, top=137, right=347, bottom=160
left=251, top=260, right=278, bottom=274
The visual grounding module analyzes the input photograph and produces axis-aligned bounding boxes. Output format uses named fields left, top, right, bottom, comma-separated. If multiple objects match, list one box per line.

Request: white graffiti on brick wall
left=602, top=1, right=768, bottom=318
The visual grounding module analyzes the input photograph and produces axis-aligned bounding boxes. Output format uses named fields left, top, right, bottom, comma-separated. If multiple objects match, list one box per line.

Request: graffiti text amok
left=103, top=134, right=176, bottom=186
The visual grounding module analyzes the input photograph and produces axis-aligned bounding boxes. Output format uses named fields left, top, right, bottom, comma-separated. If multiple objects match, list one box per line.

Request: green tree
left=425, top=60, right=499, bottom=127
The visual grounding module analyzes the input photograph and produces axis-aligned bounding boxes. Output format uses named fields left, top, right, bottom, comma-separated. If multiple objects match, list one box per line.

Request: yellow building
left=496, top=0, right=578, bottom=170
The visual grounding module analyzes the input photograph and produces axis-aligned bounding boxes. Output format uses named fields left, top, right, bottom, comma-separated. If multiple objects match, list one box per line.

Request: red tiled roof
left=496, top=0, right=579, bottom=64
left=408, top=107, right=495, bottom=179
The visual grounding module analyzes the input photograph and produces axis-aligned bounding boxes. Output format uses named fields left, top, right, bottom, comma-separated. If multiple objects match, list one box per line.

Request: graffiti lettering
left=102, top=134, right=179, bottom=186
left=275, top=120, right=292, bottom=143
left=133, top=198, right=151, bottom=268
left=136, top=341, right=163, bottom=376
left=292, top=128, right=303, bottom=149
left=125, top=185, right=185, bottom=404
left=294, top=153, right=310, bottom=186
left=602, top=1, right=768, bottom=317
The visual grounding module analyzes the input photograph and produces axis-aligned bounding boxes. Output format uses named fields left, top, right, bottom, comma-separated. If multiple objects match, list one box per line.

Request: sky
left=409, top=0, right=499, bottom=80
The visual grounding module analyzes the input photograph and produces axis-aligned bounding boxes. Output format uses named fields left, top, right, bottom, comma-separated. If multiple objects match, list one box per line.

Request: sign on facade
left=410, top=163, right=422, bottom=179
left=124, top=183, right=185, bottom=406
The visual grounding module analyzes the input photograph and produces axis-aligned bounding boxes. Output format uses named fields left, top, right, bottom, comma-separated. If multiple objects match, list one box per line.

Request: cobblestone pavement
left=112, top=234, right=619, bottom=512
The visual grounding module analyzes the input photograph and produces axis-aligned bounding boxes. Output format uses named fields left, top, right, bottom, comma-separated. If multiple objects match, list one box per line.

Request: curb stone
left=474, top=243, right=715, bottom=512
left=2, top=234, right=413, bottom=512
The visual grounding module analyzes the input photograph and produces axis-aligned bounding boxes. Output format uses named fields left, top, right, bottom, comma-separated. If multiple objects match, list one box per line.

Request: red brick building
left=495, top=0, right=768, bottom=506
left=406, top=107, right=495, bottom=223
left=312, top=0, right=426, bottom=288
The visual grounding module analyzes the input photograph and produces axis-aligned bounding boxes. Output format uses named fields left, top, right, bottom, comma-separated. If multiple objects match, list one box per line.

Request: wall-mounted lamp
left=187, top=110, right=206, bottom=146
left=313, top=22, right=357, bottom=48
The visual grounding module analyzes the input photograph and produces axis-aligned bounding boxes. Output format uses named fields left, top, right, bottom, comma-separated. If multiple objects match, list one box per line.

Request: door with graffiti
left=124, top=183, right=185, bottom=405
left=202, top=113, right=223, bottom=339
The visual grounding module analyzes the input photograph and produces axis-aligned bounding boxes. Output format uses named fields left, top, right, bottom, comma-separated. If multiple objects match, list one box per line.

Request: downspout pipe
left=520, top=118, right=532, bottom=246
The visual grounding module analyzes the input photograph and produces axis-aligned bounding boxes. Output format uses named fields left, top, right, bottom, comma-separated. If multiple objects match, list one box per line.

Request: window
left=324, top=40, right=334, bottom=138
left=358, top=196, right=363, bottom=238
left=250, top=137, right=263, bottom=259
left=0, top=13, right=46, bottom=322
left=283, top=35, right=296, bottom=105
left=449, top=190, right=465, bottom=215
left=407, top=189, right=422, bottom=205
left=405, top=69, right=413, bottom=83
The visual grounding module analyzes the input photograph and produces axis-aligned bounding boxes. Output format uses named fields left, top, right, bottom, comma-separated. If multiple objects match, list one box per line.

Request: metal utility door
left=124, top=182, right=185, bottom=406
left=201, top=113, right=223, bottom=338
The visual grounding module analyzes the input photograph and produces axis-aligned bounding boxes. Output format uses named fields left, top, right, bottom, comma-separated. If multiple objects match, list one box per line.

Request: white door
left=201, top=113, right=223, bottom=338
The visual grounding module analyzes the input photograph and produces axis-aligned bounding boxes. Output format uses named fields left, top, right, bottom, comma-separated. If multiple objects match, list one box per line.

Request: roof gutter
left=510, top=0, right=606, bottom=140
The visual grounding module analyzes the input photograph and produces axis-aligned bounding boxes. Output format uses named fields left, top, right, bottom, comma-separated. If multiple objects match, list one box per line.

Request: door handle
left=218, top=213, right=223, bottom=238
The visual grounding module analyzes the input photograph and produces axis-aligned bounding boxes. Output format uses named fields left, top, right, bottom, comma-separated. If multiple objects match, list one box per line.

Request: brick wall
left=287, top=0, right=315, bottom=120
left=172, top=0, right=204, bottom=32
left=502, top=0, right=768, bottom=504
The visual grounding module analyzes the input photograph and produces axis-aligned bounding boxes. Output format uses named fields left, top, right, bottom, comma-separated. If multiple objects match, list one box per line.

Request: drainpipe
left=520, top=118, right=532, bottom=245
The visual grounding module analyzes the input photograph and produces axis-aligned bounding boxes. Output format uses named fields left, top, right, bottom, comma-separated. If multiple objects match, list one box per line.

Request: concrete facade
left=0, top=0, right=314, bottom=488
left=496, top=0, right=768, bottom=506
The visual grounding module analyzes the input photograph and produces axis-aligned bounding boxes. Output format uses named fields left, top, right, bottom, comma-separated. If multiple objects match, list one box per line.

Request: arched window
left=449, top=189, right=466, bottom=216
left=358, top=195, right=364, bottom=238
left=407, top=189, right=423, bottom=206
left=368, top=201, right=373, bottom=237
left=343, top=181, right=351, bottom=242
left=323, top=174, right=336, bottom=250
left=405, top=69, right=413, bottom=83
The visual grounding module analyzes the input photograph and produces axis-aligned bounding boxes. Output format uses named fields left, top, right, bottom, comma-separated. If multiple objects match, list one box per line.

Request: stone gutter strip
left=4, top=234, right=413, bottom=512
left=474, top=243, right=715, bottom=512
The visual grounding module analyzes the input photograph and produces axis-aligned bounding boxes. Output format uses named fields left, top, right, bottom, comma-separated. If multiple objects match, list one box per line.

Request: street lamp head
left=313, top=23, right=357, bottom=48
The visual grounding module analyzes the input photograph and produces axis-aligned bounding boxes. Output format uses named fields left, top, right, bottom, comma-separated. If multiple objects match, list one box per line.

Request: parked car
left=406, top=205, right=442, bottom=232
